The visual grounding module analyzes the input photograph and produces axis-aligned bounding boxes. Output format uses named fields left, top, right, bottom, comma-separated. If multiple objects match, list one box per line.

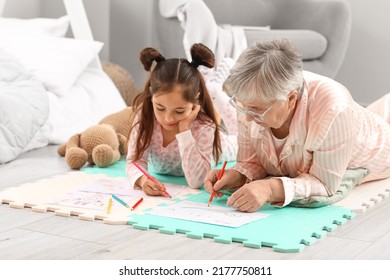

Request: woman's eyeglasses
left=229, top=96, right=284, bottom=122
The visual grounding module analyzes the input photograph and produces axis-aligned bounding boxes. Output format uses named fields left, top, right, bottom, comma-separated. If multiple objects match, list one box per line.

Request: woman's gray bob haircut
left=224, top=39, right=304, bottom=104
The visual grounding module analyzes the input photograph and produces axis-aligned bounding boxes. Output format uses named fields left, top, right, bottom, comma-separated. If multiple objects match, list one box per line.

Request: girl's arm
left=176, top=122, right=215, bottom=188
left=125, top=116, right=148, bottom=188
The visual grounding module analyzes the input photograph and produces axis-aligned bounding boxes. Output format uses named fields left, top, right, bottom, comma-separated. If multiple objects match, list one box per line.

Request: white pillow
left=0, top=16, right=69, bottom=37
left=46, top=67, right=127, bottom=144
left=0, top=35, right=103, bottom=97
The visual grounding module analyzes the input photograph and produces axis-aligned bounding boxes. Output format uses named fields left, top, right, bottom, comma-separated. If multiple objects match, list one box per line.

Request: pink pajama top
left=126, top=114, right=217, bottom=189
left=233, top=71, right=390, bottom=206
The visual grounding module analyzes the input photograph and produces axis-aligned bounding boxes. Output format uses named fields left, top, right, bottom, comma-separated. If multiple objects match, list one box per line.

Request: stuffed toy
left=58, top=107, right=135, bottom=170
left=102, top=62, right=138, bottom=106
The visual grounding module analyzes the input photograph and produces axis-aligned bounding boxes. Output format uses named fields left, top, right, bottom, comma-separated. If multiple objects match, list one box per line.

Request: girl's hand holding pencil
left=137, top=174, right=168, bottom=196
left=133, top=162, right=172, bottom=198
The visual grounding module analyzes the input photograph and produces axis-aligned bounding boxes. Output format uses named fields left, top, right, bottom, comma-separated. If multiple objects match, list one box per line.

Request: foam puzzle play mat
left=1, top=159, right=390, bottom=252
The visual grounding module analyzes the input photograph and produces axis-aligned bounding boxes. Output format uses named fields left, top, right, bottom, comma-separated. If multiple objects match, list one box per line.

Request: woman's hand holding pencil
left=203, top=162, right=248, bottom=204
left=207, top=161, right=227, bottom=206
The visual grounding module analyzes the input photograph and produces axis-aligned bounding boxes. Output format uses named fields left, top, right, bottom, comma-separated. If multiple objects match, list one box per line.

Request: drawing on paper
left=148, top=201, right=269, bottom=227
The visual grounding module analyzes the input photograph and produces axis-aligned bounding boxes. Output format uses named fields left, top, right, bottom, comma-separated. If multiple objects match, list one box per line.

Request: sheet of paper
left=47, top=191, right=143, bottom=211
left=78, top=177, right=132, bottom=196
left=79, top=178, right=186, bottom=198
left=46, top=178, right=187, bottom=211
left=148, top=201, right=269, bottom=228
left=47, top=191, right=111, bottom=211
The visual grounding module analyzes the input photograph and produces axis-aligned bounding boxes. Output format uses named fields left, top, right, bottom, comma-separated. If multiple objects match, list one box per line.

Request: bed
left=0, top=0, right=127, bottom=164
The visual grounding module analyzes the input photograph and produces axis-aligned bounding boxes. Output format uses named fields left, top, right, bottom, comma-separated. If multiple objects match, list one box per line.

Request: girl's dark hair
left=131, top=43, right=222, bottom=163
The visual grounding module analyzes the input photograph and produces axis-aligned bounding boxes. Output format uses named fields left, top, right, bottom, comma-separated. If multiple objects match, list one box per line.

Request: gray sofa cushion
left=245, top=29, right=327, bottom=60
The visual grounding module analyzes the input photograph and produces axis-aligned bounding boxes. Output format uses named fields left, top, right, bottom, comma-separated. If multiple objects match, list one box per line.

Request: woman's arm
left=281, top=110, right=357, bottom=206
left=232, top=112, right=267, bottom=180
left=227, top=177, right=285, bottom=212
left=229, top=110, right=357, bottom=211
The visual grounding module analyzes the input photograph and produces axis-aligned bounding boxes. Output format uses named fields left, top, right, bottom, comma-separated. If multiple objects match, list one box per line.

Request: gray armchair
left=152, top=0, right=351, bottom=78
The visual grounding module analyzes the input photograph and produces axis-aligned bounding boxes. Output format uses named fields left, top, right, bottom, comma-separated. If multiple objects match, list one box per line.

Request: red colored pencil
left=132, top=161, right=172, bottom=198
left=131, top=197, right=143, bottom=211
left=208, top=161, right=227, bottom=206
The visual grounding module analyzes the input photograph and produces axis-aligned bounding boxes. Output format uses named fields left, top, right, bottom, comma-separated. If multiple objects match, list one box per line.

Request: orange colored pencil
left=208, top=161, right=227, bottom=206
left=132, top=161, right=172, bottom=198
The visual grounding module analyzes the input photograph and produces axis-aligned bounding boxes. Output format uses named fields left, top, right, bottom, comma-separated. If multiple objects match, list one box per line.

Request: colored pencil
left=130, top=197, right=143, bottom=211
left=132, top=161, right=172, bottom=198
left=106, top=197, right=113, bottom=214
left=111, top=194, right=130, bottom=208
left=208, top=161, right=227, bottom=206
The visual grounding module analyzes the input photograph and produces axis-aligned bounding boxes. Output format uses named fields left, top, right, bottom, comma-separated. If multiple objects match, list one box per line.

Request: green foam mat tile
left=82, top=159, right=355, bottom=252
left=82, top=159, right=235, bottom=181
left=127, top=190, right=355, bottom=252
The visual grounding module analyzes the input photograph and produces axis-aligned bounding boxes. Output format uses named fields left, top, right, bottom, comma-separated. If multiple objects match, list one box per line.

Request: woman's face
left=235, top=91, right=297, bottom=129
left=152, top=86, right=194, bottom=131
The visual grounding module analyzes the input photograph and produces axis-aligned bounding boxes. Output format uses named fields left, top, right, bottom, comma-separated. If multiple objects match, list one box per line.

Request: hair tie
left=190, top=60, right=200, bottom=68
left=150, top=54, right=165, bottom=72
left=155, top=54, right=165, bottom=63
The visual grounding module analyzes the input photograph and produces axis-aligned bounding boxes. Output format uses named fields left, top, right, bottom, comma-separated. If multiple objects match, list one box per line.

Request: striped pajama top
left=126, top=114, right=237, bottom=189
left=232, top=71, right=390, bottom=206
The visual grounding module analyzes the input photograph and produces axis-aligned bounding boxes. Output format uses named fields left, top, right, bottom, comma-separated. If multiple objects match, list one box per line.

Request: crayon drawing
left=48, top=191, right=111, bottom=211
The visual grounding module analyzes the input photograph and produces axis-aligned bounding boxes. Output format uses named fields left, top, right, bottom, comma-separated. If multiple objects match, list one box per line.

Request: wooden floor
left=1, top=145, right=390, bottom=260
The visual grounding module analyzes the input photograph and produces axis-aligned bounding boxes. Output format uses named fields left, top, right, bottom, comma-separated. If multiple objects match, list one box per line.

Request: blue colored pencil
left=111, top=194, right=130, bottom=208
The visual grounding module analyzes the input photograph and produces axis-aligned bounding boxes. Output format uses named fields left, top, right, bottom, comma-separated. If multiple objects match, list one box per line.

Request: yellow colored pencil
left=106, top=197, right=113, bottom=214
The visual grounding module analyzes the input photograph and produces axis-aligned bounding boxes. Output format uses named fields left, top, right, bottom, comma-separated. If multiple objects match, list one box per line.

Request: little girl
left=126, top=43, right=237, bottom=196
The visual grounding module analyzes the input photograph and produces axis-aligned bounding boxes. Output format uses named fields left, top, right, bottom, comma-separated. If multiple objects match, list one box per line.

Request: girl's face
left=152, top=86, right=194, bottom=131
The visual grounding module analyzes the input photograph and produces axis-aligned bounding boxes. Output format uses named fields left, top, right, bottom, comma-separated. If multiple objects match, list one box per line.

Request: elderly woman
left=204, top=39, right=390, bottom=212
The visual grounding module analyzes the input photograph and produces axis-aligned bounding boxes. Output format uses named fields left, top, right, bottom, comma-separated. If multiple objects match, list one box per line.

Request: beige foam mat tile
left=0, top=171, right=199, bottom=224
left=334, top=177, right=390, bottom=213
left=3, top=170, right=388, bottom=223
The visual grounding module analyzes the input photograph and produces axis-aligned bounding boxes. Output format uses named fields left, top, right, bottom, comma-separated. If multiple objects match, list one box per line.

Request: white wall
left=109, top=0, right=153, bottom=90
left=2, top=0, right=40, bottom=17
left=116, top=0, right=390, bottom=103
left=1, top=0, right=149, bottom=88
left=3, top=0, right=390, bottom=104
left=40, top=0, right=110, bottom=61
left=2, top=0, right=110, bottom=61
left=335, top=0, right=390, bottom=106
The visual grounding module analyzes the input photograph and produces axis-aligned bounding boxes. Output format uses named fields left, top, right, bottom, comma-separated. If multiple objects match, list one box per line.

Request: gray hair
left=225, top=39, right=304, bottom=104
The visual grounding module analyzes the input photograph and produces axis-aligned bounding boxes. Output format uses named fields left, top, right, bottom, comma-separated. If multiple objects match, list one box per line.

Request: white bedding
left=20, top=67, right=126, bottom=156
left=0, top=49, right=49, bottom=163
left=0, top=15, right=127, bottom=161
left=42, top=67, right=126, bottom=144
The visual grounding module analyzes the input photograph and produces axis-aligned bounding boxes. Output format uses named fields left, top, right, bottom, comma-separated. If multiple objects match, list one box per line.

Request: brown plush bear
left=58, top=107, right=135, bottom=170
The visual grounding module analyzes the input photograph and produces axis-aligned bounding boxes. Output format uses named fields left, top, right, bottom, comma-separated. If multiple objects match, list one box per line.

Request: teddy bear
left=57, top=106, right=135, bottom=170
left=57, top=61, right=140, bottom=170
